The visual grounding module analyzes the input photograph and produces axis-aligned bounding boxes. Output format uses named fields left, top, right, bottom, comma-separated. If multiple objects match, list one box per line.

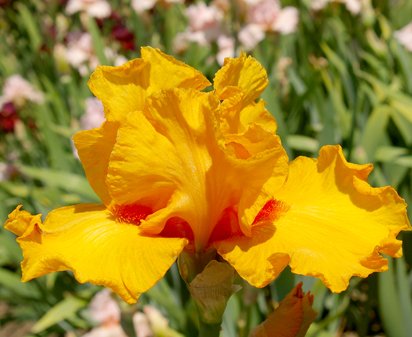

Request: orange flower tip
left=294, top=282, right=304, bottom=298
left=250, top=283, right=317, bottom=337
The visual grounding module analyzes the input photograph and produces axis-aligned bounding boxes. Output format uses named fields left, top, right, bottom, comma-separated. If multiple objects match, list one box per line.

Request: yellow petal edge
left=5, top=204, right=187, bottom=303
left=217, top=145, right=411, bottom=292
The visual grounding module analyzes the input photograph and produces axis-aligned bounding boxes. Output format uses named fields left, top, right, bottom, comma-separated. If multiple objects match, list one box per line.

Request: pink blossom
left=0, top=162, right=14, bottom=181
left=81, top=97, right=105, bottom=130
left=0, top=75, right=44, bottom=109
left=88, top=289, right=121, bottom=326
left=64, top=32, right=98, bottom=75
left=186, top=3, right=222, bottom=32
left=242, top=0, right=298, bottom=37
left=272, top=6, right=299, bottom=34
left=132, top=312, right=153, bottom=337
left=310, top=0, right=362, bottom=15
left=238, top=24, right=265, bottom=50
left=131, top=0, right=184, bottom=13
left=246, top=0, right=281, bottom=30
left=81, top=325, right=127, bottom=337
left=133, top=305, right=179, bottom=337
left=173, top=2, right=226, bottom=62
left=80, top=290, right=126, bottom=337
left=185, top=3, right=223, bottom=42
left=131, top=0, right=156, bottom=13
left=66, top=0, right=111, bottom=18
left=216, top=35, right=235, bottom=65
left=56, top=32, right=126, bottom=75
left=395, top=22, right=412, bottom=52
left=309, top=0, right=328, bottom=11
left=174, top=2, right=226, bottom=59
left=342, top=0, right=362, bottom=14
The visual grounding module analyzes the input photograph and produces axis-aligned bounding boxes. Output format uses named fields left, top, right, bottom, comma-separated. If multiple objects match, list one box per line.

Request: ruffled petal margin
left=217, top=145, right=410, bottom=292
left=5, top=204, right=187, bottom=303
left=213, top=53, right=268, bottom=105
left=88, top=47, right=210, bottom=121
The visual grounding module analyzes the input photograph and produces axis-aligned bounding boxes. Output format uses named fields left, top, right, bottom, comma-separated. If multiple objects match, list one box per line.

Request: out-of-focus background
left=1, top=0, right=412, bottom=336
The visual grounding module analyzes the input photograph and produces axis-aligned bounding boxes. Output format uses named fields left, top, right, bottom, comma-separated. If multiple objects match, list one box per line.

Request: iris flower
left=5, top=47, right=410, bottom=304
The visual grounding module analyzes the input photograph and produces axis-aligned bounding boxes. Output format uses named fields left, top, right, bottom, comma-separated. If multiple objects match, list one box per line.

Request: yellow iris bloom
left=4, top=47, right=410, bottom=304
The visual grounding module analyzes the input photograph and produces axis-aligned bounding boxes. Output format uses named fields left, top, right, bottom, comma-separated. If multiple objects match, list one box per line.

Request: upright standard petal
left=8, top=205, right=187, bottom=303
left=214, top=53, right=268, bottom=105
left=217, top=145, right=410, bottom=292
left=73, top=122, right=118, bottom=205
left=88, top=47, right=210, bottom=121
left=218, top=97, right=287, bottom=235
left=140, top=47, right=211, bottom=93
left=88, top=58, right=149, bottom=121
left=105, top=88, right=287, bottom=250
left=105, top=89, right=220, bottom=244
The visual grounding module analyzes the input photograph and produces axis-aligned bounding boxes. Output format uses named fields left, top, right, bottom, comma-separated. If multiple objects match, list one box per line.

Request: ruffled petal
left=140, top=47, right=211, bottom=93
left=73, top=122, right=118, bottom=205
left=88, top=58, right=149, bottom=121
left=250, top=283, right=316, bottom=337
left=88, top=47, right=210, bottom=121
left=105, top=89, right=219, bottom=244
left=105, top=88, right=287, bottom=249
left=9, top=204, right=187, bottom=303
left=218, top=145, right=410, bottom=291
left=219, top=98, right=286, bottom=234
left=213, top=53, right=268, bottom=105
left=215, top=223, right=290, bottom=287
left=220, top=98, right=277, bottom=137
left=4, top=205, right=40, bottom=236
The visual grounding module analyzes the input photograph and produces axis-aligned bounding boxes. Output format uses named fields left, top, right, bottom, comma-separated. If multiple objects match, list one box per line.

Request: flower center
left=253, top=199, right=288, bottom=224
left=112, top=204, right=153, bottom=225
left=208, top=199, right=288, bottom=245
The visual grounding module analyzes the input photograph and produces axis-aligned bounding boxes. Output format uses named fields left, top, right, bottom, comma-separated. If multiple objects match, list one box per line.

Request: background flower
left=65, top=0, right=111, bottom=18
left=0, top=75, right=44, bottom=109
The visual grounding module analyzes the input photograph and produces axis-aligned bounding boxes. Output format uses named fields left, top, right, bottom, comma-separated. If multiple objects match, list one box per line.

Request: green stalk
left=198, top=318, right=221, bottom=337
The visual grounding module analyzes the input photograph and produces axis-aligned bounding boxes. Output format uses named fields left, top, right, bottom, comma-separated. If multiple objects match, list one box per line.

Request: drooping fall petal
left=217, top=145, right=410, bottom=291
left=5, top=204, right=187, bottom=303
left=250, top=283, right=317, bottom=337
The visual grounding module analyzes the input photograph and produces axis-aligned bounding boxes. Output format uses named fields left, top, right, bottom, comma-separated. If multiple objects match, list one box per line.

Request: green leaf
left=31, top=296, right=87, bottom=333
left=16, top=3, right=42, bottom=51
left=87, top=18, right=109, bottom=65
left=17, top=165, right=98, bottom=201
left=0, top=268, right=38, bottom=298
left=378, top=259, right=407, bottom=337
left=360, top=106, right=390, bottom=160
left=375, top=146, right=408, bottom=163
left=286, top=135, right=319, bottom=153
left=396, top=258, right=412, bottom=334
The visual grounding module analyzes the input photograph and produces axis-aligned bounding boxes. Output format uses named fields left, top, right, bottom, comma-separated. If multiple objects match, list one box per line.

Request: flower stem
left=198, top=319, right=221, bottom=337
